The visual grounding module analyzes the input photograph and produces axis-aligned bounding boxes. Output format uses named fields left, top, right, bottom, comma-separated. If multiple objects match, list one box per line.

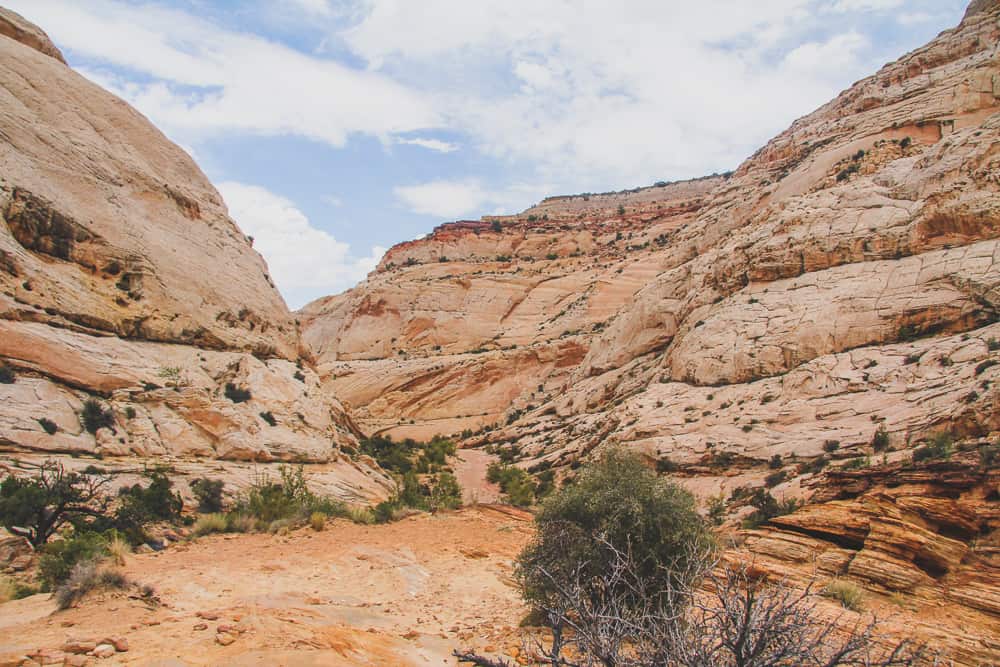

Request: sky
left=9, top=0, right=967, bottom=309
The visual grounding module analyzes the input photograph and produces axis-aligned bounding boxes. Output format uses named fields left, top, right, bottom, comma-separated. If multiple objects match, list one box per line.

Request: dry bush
left=55, top=560, right=129, bottom=610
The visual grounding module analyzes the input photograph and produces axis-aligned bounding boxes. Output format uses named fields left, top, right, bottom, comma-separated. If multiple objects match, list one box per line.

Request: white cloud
left=7, top=0, right=438, bottom=148
left=396, top=137, right=460, bottom=152
left=287, top=0, right=333, bottom=16
left=394, top=180, right=491, bottom=218
left=218, top=181, right=379, bottom=307
left=342, top=0, right=896, bottom=189
left=827, top=0, right=903, bottom=11
left=394, top=179, right=549, bottom=219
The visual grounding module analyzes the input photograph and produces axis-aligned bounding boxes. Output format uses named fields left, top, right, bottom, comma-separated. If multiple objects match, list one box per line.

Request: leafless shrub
left=457, top=538, right=930, bottom=667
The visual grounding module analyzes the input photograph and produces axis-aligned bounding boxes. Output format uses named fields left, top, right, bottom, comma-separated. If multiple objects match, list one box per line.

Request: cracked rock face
left=302, top=4, right=1000, bottom=465
left=0, top=9, right=390, bottom=500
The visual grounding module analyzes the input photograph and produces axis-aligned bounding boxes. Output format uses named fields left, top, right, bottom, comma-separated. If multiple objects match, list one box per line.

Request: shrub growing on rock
left=190, top=477, right=225, bottom=513
left=224, top=383, right=252, bottom=403
left=37, top=418, right=58, bottom=435
left=81, top=398, right=115, bottom=434
left=0, top=363, right=15, bottom=384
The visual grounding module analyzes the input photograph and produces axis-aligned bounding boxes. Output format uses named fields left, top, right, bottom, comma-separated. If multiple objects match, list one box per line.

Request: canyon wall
left=0, top=8, right=390, bottom=501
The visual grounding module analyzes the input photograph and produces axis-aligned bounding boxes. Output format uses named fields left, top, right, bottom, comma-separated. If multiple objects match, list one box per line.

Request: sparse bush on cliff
left=872, top=423, right=890, bottom=451
left=0, top=363, right=15, bottom=384
left=81, top=398, right=115, bottom=434
left=742, top=488, right=799, bottom=528
left=224, top=383, right=252, bottom=403
left=822, top=578, right=864, bottom=611
left=37, top=417, right=58, bottom=435
left=912, top=432, right=953, bottom=463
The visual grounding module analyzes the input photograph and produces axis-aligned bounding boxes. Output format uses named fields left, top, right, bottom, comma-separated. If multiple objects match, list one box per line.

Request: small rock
left=9, top=555, right=33, bottom=571
left=90, top=646, right=114, bottom=660
left=195, top=611, right=219, bottom=621
left=59, top=641, right=95, bottom=656
left=192, top=623, right=207, bottom=631
left=215, top=633, right=235, bottom=647
left=28, top=650, right=65, bottom=666
left=63, top=655, right=89, bottom=667
left=100, top=638, right=127, bottom=653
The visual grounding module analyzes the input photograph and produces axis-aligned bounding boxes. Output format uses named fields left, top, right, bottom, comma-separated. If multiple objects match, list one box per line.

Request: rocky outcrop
left=299, top=177, right=722, bottom=439
left=0, top=8, right=389, bottom=499
left=738, top=449, right=1000, bottom=666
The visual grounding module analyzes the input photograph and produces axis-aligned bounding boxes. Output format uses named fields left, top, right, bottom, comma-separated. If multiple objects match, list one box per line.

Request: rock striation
left=0, top=8, right=390, bottom=500
left=303, top=0, right=1000, bottom=482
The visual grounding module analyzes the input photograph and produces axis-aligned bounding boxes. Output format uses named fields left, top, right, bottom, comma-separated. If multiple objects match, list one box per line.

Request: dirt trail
left=453, top=449, right=503, bottom=505
left=0, top=507, right=533, bottom=666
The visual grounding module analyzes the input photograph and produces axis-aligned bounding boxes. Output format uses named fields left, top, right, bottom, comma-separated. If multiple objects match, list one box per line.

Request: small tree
left=0, top=461, right=112, bottom=546
left=517, top=449, right=714, bottom=616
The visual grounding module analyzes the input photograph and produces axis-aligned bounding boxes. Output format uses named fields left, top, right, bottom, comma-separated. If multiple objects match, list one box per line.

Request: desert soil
left=0, top=506, right=533, bottom=666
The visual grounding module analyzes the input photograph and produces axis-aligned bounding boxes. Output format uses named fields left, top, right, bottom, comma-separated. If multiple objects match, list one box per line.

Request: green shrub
left=233, top=465, right=346, bottom=527
left=517, top=449, right=714, bottom=614
left=742, top=488, right=799, bottom=529
left=81, top=399, right=114, bottom=434
left=190, top=478, right=225, bottom=513
left=912, top=432, right=953, bottom=463
left=798, top=456, right=829, bottom=475
left=347, top=506, right=376, bottom=525
left=37, top=418, right=58, bottom=435
left=259, top=411, right=277, bottom=426
left=822, top=579, right=864, bottom=611
left=0, top=363, right=15, bottom=384
left=764, top=470, right=786, bottom=487
left=192, top=513, right=228, bottom=536
left=975, top=359, right=997, bottom=376
left=822, top=440, right=840, bottom=453
left=115, top=470, right=183, bottom=536
left=430, top=472, right=462, bottom=510
left=768, top=454, right=783, bottom=470
left=487, top=463, right=536, bottom=507
left=309, top=511, right=326, bottom=531
left=0, top=461, right=112, bottom=546
left=224, top=383, right=252, bottom=403
left=707, top=494, right=727, bottom=526
left=225, top=513, right=255, bottom=533
left=872, top=423, right=890, bottom=452
left=38, top=531, right=109, bottom=590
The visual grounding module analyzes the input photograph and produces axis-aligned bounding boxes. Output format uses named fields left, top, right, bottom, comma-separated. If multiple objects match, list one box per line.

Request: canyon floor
left=0, top=506, right=533, bottom=666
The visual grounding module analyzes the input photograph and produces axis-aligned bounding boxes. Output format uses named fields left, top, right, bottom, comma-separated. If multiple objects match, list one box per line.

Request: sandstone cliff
left=302, top=0, right=1000, bottom=489
left=0, top=9, right=390, bottom=501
